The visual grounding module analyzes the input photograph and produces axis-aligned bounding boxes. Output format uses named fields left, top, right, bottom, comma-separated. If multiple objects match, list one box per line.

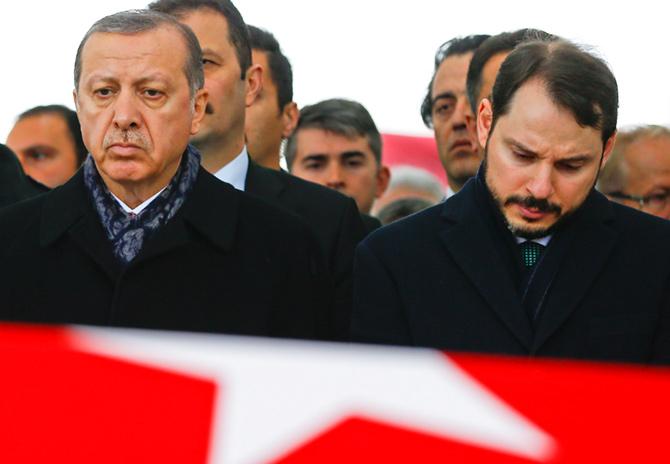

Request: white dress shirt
left=111, top=187, right=166, bottom=216
left=213, top=146, right=249, bottom=192
left=515, top=235, right=552, bottom=247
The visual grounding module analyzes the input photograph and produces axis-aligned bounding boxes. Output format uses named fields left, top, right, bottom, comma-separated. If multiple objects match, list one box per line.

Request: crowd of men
left=1, top=0, right=670, bottom=364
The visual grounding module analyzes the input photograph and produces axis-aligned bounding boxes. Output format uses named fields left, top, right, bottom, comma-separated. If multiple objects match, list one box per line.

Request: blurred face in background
left=6, top=113, right=79, bottom=187
left=290, top=128, right=389, bottom=213
left=430, top=52, right=480, bottom=192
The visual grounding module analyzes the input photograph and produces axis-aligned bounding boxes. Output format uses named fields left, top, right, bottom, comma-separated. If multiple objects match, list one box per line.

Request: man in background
left=6, top=105, right=87, bottom=188
left=420, top=35, right=489, bottom=197
left=245, top=25, right=298, bottom=170
left=286, top=98, right=390, bottom=229
left=465, top=28, right=557, bottom=144
left=149, top=0, right=365, bottom=340
left=598, top=125, right=670, bottom=219
left=0, top=144, right=48, bottom=208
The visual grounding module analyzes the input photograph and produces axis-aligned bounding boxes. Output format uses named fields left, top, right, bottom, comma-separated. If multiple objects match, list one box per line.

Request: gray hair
left=387, top=165, right=445, bottom=203
left=598, top=124, right=670, bottom=193
left=74, top=9, right=204, bottom=96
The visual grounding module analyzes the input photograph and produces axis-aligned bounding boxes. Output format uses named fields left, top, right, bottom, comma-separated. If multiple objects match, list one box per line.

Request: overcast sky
left=2, top=0, right=669, bottom=141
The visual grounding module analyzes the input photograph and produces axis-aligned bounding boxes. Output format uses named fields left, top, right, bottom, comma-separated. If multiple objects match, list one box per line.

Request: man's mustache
left=505, top=195, right=561, bottom=215
left=103, top=130, right=149, bottom=150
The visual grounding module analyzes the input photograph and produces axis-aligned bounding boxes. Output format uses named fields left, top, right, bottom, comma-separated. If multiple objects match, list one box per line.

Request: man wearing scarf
left=0, top=10, right=329, bottom=340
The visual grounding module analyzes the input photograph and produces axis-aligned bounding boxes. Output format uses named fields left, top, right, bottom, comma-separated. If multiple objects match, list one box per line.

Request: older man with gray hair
left=0, top=9, right=329, bottom=340
left=598, top=125, right=670, bottom=220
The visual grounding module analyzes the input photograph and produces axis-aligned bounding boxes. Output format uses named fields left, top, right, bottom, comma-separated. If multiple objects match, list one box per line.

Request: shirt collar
left=515, top=235, right=552, bottom=247
left=111, top=187, right=167, bottom=216
left=213, top=146, right=249, bottom=191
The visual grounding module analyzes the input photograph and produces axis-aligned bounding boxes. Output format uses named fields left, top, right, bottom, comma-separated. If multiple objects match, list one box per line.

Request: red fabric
left=381, top=133, right=446, bottom=186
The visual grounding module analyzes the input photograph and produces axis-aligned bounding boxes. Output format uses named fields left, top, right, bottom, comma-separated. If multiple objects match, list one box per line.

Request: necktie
left=520, top=241, right=544, bottom=268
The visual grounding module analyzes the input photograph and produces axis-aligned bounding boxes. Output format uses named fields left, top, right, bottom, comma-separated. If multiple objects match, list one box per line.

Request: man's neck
left=196, top=136, right=245, bottom=173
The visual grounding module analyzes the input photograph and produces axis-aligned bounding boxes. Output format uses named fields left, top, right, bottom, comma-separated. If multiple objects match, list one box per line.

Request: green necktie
left=520, top=241, right=544, bottom=268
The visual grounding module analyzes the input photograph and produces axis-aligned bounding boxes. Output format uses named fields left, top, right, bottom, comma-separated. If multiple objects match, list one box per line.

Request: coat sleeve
left=350, top=239, right=413, bottom=345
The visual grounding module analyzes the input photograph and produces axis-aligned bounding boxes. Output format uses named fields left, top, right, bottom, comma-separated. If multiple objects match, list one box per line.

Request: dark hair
left=420, top=34, right=490, bottom=128
left=248, top=25, right=293, bottom=113
left=285, top=98, right=381, bottom=168
left=74, top=9, right=204, bottom=96
left=467, top=28, right=557, bottom=115
left=491, top=40, right=618, bottom=145
left=149, top=0, right=251, bottom=79
left=18, top=105, right=88, bottom=166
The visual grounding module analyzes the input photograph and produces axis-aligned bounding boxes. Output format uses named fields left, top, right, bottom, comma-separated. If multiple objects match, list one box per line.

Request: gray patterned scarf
left=83, top=144, right=201, bottom=266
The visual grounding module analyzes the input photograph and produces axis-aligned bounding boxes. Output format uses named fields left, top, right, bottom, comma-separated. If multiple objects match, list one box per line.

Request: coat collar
left=244, top=158, right=286, bottom=199
left=439, top=180, right=618, bottom=353
left=39, top=168, right=239, bottom=275
left=439, top=179, right=534, bottom=350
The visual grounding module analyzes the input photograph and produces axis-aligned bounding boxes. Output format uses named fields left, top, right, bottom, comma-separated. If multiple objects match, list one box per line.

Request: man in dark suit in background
left=0, top=9, right=329, bottom=340
left=0, top=144, right=48, bottom=208
left=149, top=0, right=365, bottom=340
left=352, top=39, right=670, bottom=364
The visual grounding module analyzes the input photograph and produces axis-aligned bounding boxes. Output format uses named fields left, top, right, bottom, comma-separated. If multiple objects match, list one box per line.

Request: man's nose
left=112, top=91, right=141, bottom=130
left=526, top=165, right=554, bottom=199
left=325, top=164, right=345, bottom=190
left=451, top=97, right=471, bottom=131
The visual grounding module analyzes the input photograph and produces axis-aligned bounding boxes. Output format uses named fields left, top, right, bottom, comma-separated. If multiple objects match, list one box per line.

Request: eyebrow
left=85, top=73, right=170, bottom=86
left=340, top=151, right=366, bottom=160
left=504, top=137, right=594, bottom=163
left=431, top=91, right=457, bottom=106
left=18, top=144, right=56, bottom=154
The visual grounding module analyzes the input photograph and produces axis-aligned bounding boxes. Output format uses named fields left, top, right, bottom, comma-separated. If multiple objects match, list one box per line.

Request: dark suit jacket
left=352, top=179, right=670, bottom=364
left=0, top=168, right=330, bottom=340
left=245, top=160, right=366, bottom=340
left=361, top=214, right=382, bottom=234
left=0, top=144, right=48, bottom=208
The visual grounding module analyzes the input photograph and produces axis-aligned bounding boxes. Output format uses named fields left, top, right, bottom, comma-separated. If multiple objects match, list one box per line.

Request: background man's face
left=616, top=135, right=670, bottom=219
left=245, top=50, right=288, bottom=166
left=477, top=52, right=509, bottom=112
left=75, top=27, right=204, bottom=192
left=431, top=52, right=480, bottom=191
left=6, top=113, right=79, bottom=187
left=290, top=128, right=388, bottom=213
left=179, top=8, right=246, bottom=148
left=479, top=79, right=614, bottom=238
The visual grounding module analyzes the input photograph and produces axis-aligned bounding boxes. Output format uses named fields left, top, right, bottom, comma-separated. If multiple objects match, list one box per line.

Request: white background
left=2, top=0, right=669, bottom=141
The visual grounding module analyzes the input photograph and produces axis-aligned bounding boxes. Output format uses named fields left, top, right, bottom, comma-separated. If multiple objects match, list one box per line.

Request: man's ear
left=476, top=98, right=493, bottom=149
left=281, top=102, right=299, bottom=138
left=72, top=89, right=79, bottom=112
left=600, top=131, right=617, bottom=169
left=244, top=63, right=263, bottom=107
left=190, top=88, right=209, bottom=135
left=375, top=164, right=391, bottom=198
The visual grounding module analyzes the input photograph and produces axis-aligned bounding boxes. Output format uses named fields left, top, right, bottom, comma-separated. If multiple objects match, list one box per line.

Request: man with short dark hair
left=421, top=35, right=489, bottom=196
left=353, top=39, right=670, bottom=364
left=245, top=25, right=298, bottom=170
left=6, top=104, right=87, bottom=188
left=149, top=0, right=366, bottom=340
left=0, top=9, right=329, bottom=340
left=598, top=125, right=670, bottom=219
left=286, top=98, right=390, bottom=217
left=465, top=29, right=557, bottom=130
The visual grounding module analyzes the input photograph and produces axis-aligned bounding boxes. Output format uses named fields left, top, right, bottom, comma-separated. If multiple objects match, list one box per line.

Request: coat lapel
left=244, top=159, right=286, bottom=200
left=133, top=169, right=238, bottom=265
left=439, top=183, right=533, bottom=350
left=532, top=192, right=617, bottom=351
left=40, top=172, right=121, bottom=281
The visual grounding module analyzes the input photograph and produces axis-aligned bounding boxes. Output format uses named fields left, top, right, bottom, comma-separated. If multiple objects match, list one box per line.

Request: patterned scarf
left=83, top=144, right=201, bottom=266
